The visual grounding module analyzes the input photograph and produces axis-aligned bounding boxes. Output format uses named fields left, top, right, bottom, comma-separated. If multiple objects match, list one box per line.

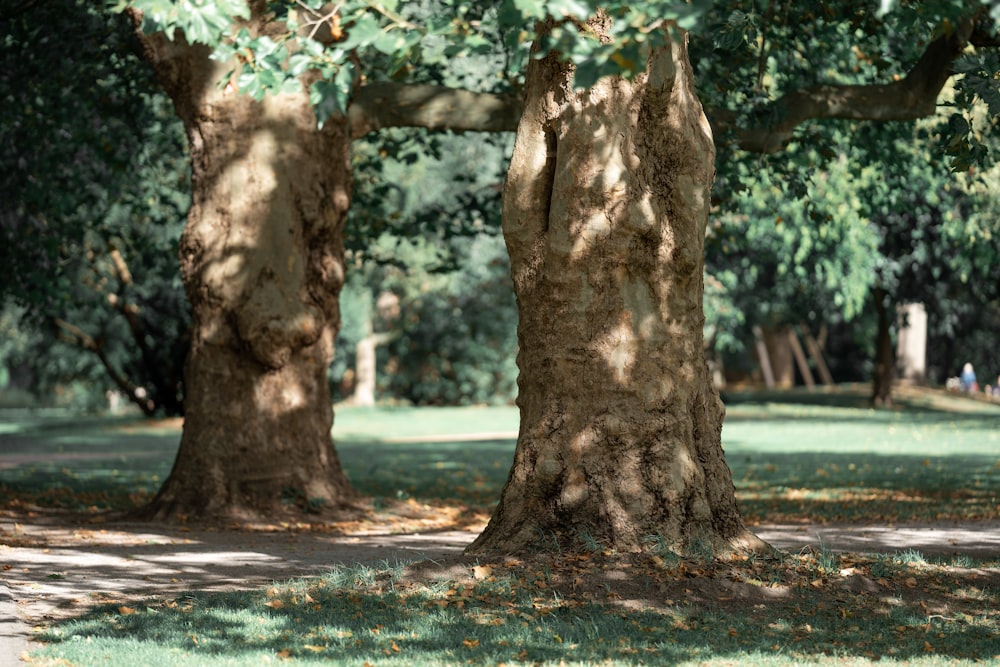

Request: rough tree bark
left=126, top=8, right=523, bottom=520
left=469, top=27, right=764, bottom=555
left=132, top=15, right=355, bottom=519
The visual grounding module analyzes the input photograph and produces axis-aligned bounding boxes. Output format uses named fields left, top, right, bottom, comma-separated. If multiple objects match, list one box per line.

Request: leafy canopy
left=117, top=0, right=712, bottom=124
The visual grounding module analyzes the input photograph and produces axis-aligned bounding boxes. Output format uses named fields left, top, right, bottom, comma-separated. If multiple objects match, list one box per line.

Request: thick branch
left=348, top=82, right=522, bottom=139
left=712, top=18, right=976, bottom=153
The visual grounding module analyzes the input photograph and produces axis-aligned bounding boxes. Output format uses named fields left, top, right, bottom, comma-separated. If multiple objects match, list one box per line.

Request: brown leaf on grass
left=473, top=565, right=493, bottom=580
left=266, top=599, right=285, bottom=609
left=118, top=606, right=136, bottom=615
left=463, top=638, right=480, bottom=648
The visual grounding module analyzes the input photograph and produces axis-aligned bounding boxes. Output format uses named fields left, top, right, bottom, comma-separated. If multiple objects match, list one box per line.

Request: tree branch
left=50, top=317, right=156, bottom=415
left=711, top=17, right=977, bottom=154
left=348, top=82, right=523, bottom=139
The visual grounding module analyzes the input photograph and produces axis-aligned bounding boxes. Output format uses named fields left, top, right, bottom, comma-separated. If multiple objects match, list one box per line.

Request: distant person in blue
left=960, top=363, right=978, bottom=393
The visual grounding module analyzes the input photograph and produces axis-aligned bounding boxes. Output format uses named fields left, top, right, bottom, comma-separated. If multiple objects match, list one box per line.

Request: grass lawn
left=30, top=549, right=1000, bottom=667
left=3, top=386, right=999, bottom=666
left=1, top=387, right=998, bottom=522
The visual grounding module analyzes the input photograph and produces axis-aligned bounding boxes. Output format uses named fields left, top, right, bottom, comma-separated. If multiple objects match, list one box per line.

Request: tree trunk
left=132, top=22, right=356, bottom=520
left=895, top=302, right=927, bottom=385
left=871, top=288, right=895, bottom=407
left=761, top=325, right=795, bottom=389
left=352, top=333, right=378, bottom=408
left=469, top=28, right=762, bottom=556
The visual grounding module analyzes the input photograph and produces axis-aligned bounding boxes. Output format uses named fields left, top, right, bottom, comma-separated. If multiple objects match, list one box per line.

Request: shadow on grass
left=35, top=554, right=1000, bottom=666
left=728, top=450, right=1000, bottom=523
left=338, top=439, right=515, bottom=508
left=2, top=394, right=998, bottom=525
left=0, top=416, right=179, bottom=511
left=3, top=436, right=997, bottom=525
left=722, top=386, right=1000, bottom=423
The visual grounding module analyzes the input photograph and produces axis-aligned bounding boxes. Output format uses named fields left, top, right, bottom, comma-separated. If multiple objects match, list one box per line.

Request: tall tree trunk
left=469, top=28, right=763, bottom=556
left=895, top=302, right=927, bottom=384
left=132, top=21, right=356, bottom=520
left=871, top=287, right=895, bottom=407
left=761, top=325, right=795, bottom=388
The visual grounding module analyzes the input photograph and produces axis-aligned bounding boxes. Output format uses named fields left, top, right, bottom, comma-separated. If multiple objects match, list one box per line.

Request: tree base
left=130, top=482, right=365, bottom=525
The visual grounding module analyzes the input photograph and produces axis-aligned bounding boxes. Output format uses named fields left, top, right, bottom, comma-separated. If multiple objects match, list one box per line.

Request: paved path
left=0, top=584, right=29, bottom=667
left=754, top=521, right=1000, bottom=558
left=2, top=518, right=998, bottom=664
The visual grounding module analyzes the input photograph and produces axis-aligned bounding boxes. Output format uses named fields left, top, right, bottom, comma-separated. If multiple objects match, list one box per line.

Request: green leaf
left=311, top=61, right=355, bottom=127
left=511, top=0, right=547, bottom=19
left=572, top=59, right=603, bottom=89
left=544, top=0, right=593, bottom=20
left=372, top=30, right=408, bottom=56
left=339, top=13, right=382, bottom=51
left=288, top=53, right=313, bottom=77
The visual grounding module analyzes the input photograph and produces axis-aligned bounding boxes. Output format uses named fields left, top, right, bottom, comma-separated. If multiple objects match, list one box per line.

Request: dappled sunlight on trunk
left=130, top=13, right=357, bottom=522
left=470, top=25, right=765, bottom=557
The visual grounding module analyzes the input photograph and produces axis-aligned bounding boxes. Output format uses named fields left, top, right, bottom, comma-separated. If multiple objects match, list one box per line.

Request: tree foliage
left=6, top=0, right=999, bottom=411
left=337, top=125, right=516, bottom=406
left=708, top=145, right=881, bottom=332
left=0, top=0, right=191, bottom=415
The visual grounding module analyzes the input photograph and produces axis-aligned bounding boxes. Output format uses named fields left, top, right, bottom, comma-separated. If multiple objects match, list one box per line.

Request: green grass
left=7, top=388, right=1000, bottom=666
left=722, top=389, right=1000, bottom=522
left=333, top=404, right=520, bottom=441
left=31, top=553, right=1000, bottom=666
left=2, top=388, right=998, bottom=522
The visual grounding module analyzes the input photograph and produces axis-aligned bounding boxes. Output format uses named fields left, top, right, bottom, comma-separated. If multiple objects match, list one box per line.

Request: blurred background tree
left=336, top=123, right=517, bottom=406
left=0, top=0, right=190, bottom=414
left=695, top=0, right=1000, bottom=401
